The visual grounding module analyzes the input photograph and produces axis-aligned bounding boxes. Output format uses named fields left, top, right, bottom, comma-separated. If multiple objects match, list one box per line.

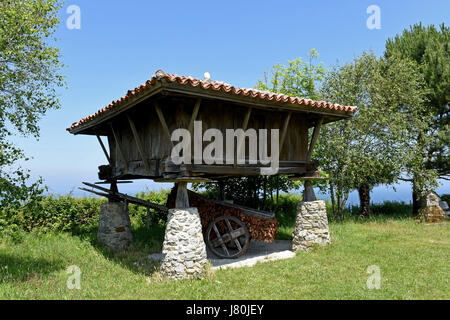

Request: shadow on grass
left=83, top=223, right=166, bottom=277
left=0, top=253, right=66, bottom=284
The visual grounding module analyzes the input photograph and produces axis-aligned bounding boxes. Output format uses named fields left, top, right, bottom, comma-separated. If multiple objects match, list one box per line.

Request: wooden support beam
left=154, top=102, right=174, bottom=147
left=306, top=118, right=323, bottom=161
left=96, top=134, right=111, bottom=164
left=175, top=182, right=190, bottom=208
left=110, top=124, right=128, bottom=171
left=187, top=98, right=202, bottom=157
left=235, top=107, right=253, bottom=167
left=279, top=112, right=292, bottom=154
left=188, top=98, right=202, bottom=133
left=242, top=107, right=252, bottom=131
left=127, top=115, right=151, bottom=174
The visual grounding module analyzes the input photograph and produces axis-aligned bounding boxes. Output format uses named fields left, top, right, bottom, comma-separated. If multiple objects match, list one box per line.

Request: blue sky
left=13, top=0, right=450, bottom=203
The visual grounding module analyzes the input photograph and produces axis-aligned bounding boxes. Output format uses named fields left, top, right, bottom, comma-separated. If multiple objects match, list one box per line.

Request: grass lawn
left=0, top=218, right=448, bottom=300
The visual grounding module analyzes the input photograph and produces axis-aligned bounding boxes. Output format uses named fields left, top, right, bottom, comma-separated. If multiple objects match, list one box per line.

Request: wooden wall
left=106, top=96, right=310, bottom=178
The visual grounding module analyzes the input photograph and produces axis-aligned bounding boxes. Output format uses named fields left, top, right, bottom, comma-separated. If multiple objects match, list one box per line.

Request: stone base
left=160, top=208, right=207, bottom=280
left=98, top=202, right=132, bottom=251
left=292, top=200, right=331, bottom=252
left=418, top=192, right=445, bottom=223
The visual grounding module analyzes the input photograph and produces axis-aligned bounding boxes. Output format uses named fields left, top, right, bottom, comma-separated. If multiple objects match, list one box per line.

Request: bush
left=440, top=194, right=450, bottom=205
left=128, top=189, right=170, bottom=226
left=0, top=195, right=105, bottom=234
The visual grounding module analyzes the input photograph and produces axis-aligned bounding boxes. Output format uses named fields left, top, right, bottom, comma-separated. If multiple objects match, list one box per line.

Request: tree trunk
left=358, top=183, right=371, bottom=218
left=330, top=183, right=336, bottom=220
left=412, top=178, right=420, bottom=216
left=276, top=175, right=280, bottom=209
left=263, top=177, right=267, bottom=210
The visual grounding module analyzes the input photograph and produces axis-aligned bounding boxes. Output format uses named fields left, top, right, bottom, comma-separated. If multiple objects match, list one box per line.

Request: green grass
left=1, top=217, right=448, bottom=300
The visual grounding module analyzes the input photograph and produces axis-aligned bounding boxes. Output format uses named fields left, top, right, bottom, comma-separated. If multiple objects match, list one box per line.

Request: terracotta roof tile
left=67, top=70, right=356, bottom=132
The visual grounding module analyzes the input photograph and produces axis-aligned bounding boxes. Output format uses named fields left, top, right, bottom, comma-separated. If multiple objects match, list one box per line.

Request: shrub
left=440, top=194, right=450, bottom=205
left=0, top=195, right=105, bottom=234
left=128, top=189, right=170, bottom=227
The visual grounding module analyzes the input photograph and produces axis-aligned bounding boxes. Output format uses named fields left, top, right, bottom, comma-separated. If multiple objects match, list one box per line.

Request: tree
left=318, top=52, right=431, bottom=219
left=255, top=48, right=326, bottom=100
left=0, top=0, right=64, bottom=208
left=384, top=23, right=449, bottom=214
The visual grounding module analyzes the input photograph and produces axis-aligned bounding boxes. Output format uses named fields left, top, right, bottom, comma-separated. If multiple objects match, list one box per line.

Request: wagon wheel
left=206, top=216, right=250, bottom=259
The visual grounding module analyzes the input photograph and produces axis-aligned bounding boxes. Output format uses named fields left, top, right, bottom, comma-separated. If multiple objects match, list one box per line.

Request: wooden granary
left=67, top=70, right=356, bottom=259
left=67, top=70, right=355, bottom=183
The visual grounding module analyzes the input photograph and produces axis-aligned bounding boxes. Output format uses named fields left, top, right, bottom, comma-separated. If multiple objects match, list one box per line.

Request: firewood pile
left=167, top=187, right=279, bottom=242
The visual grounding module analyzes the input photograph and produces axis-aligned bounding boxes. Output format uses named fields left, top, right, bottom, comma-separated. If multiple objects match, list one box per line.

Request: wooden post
left=303, top=180, right=317, bottom=202
left=306, top=118, right=324, bottom=161
left=175, top=182, right=190, bottom=208
left=217, top=180, right=225, bottom=201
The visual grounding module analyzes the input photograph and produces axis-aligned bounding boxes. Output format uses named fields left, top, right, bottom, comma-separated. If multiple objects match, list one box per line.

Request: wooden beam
left=175, top=182, right=189, bottom=208
left=110, top=124, right=128, bottom=171
left=153, top=101, right=174, bottom=147
left=190, top=164, right=306, bottom=176
left=235, top=107, right=253, bottom=167
left=306, top=117, right=324, bottom=161
left=96, top=134, right=111, bottom=164
left=188, top=98, right=202, bottom=133
left=242, top=107, right=252, bottom=131
left=127, top=115, right=151, bottom=174
left=279, top=112, right=292, bottom=154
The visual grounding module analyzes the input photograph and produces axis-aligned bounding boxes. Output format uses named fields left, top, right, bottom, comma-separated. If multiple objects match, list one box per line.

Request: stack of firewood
left=166, top=187, right=279, bottom=242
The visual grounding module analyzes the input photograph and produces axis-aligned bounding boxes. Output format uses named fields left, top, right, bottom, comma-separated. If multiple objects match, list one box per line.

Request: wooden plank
left=82, top=182, right=168, bottom=212
left=154, top=101, right=174, bottom=147
left=110, top=124, right=128, bottom=171
left=306, top=118, right=323, bottom=161
left=127, top=115, right=151, bottom=174
left=279, top=112, right=292, bottom=154
left=96, top=134, right=111, bottom=164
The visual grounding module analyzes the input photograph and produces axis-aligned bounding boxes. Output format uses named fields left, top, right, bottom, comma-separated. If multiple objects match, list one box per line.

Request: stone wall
left=160, top=208, right=207, bottom=280
left=292, top=200, right=331, bottom=252
left=98, top=202, right=133, bottom=251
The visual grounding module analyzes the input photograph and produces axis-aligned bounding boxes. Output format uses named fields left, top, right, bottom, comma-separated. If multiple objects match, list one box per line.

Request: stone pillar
left=98, top=202, right=133, bottom=251
left=418, top=192, right=445, bottom=223
left=160, top=208, right=207, bottom=280
left=292, top=200, right=330, bottom=252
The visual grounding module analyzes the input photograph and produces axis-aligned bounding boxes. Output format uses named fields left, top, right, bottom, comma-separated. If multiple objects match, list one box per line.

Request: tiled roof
left=67, top=70, right=357, bottom=132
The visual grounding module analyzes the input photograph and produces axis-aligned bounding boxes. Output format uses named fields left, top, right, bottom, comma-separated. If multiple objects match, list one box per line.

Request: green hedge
left=0, top=190, right=171, bottom=235
left=0, top=195, right=105, bottom=234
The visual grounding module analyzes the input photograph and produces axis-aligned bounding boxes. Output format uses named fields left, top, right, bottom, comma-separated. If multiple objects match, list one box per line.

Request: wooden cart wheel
left=206, top=216, right=250, bottom=259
